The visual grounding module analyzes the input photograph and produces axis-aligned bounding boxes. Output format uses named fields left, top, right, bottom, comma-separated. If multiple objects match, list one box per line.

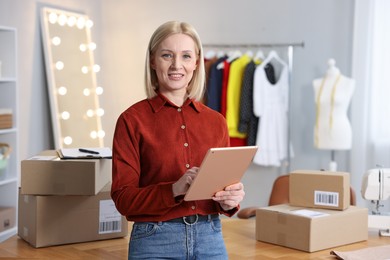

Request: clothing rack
left=202, top=42, right=305, bottom=49
left=203, top=42, right=305, bottom=173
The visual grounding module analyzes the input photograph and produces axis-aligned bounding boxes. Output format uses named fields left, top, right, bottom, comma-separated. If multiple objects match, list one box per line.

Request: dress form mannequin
left=313, top=59, right=355, bottom=170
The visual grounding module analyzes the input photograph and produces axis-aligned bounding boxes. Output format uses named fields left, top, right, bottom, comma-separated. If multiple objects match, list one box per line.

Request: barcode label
left=99, top=200, right=122, bottom=234
left=314, top=190, right=339, bottom=207
left=99, top=220, right=121, bottom=233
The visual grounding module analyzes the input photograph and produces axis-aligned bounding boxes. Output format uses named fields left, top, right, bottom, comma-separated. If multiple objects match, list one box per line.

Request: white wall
left=0, top=0, right=357, bottom=209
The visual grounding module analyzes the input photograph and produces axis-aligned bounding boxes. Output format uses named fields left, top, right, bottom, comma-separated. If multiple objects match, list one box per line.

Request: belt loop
left=207, top=214, right=211, bottom=222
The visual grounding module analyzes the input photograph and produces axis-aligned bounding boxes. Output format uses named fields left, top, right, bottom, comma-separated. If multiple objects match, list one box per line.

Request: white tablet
left=184, top=146, right=258, bottom=201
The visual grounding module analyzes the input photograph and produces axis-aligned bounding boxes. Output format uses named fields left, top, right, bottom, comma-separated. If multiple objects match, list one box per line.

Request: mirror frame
left=40, top=7, right=104, bottom=149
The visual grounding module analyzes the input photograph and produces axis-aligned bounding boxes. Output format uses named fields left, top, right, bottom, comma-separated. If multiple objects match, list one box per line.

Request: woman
left=111, top=21, right=245, bottom=259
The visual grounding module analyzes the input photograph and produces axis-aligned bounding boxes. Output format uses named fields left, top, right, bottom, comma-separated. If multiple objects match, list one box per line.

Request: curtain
left=351, top=0, right=390, bottom=207
left=369, top=0, right=390, bottom=177
left=370, top=0, right=390, bottom=145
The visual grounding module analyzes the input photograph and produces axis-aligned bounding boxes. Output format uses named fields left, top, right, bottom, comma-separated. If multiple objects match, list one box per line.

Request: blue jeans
left=128, top=216, right=228, bottom=260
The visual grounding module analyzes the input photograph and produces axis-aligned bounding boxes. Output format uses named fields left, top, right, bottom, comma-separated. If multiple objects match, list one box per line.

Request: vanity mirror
left=40, top=7, right=105, bottom=148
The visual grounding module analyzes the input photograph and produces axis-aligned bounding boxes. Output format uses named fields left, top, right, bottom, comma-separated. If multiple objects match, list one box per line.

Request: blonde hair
left=145, top=21, right=205, bottom=101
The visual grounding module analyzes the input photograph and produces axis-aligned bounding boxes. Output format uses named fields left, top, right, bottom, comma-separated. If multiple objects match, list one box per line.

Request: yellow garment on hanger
left=226, top=54, right=252, bottom=138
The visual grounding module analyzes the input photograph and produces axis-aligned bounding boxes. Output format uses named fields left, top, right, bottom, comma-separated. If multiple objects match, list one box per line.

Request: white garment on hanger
left=253, top=51, right=289, bottom=167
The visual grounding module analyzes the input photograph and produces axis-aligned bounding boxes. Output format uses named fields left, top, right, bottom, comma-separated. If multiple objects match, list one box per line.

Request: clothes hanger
left=204, top=50, right=216, bottom=59
left=227, top=50, right=242, bottom=62
left=217, top=50, right=242, bottom=69
left=216, top=50, right=225, bottom=58
left=259, top=50, right=287, bottom=69
left=254, top=50, right=265, bottom=61
left=216, top=60, right=225, bottom=70
left=245, top=50, right=254, bottom=58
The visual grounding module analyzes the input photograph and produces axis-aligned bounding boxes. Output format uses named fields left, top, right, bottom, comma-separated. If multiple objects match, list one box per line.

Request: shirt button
left=177, top=108, right=182, bottom=112
left=191, top=206, right=196, bottom=210
left=181, top=125, right=186, bottom=129
left=184, top=143, right=189, bottom=147
left=186, top=164, right=190, bottom=168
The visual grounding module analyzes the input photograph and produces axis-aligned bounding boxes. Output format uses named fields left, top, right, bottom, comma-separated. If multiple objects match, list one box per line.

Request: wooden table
left=222, top=218, right=389, bottom=259
left=0, top=218, right=388, bottom=259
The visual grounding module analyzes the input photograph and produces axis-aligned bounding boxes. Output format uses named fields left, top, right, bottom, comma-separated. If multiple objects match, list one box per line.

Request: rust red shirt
left=111, top=93, right=238, bottom=222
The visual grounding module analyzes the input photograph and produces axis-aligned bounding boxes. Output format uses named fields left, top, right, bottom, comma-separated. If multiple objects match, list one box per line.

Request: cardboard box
left=0, top=207, right=15, bottom=232
left=21, top=150, right=111, bottom=195
left=289, top=170, right=350, bottom=210
left=18, top=183, right=128, bottom=248
left=256, top=204, right=368, bottom=252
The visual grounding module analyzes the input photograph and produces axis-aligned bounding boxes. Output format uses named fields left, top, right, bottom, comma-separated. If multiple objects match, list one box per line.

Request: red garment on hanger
left=220, top=60, right=230, bottom=117
left=230, top=137, right=247, bottom=147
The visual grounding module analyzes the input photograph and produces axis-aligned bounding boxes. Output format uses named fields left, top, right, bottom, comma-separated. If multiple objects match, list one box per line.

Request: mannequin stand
left=329, top=150, right=337, bottom=171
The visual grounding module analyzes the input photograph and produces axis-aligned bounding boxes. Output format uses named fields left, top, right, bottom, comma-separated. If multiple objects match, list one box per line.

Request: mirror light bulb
left=86, top=19, right=94, bottom=28
left=48, top=12, right=58, bottom=24
left=98, top=130, right=105, bottom=138
left=61, top=111, right=70, bottom=120
left=58, top=86, right=67, bottom=95
left=96, top=108, right=104, bottom=116
left=89, top=42, right=97, bottom=51
left=90, top=131, right=97, bottom=139
left=58, top=14, right=67, bottom=26
left=81, top=66, right=89, bottom=74
left=52, top=36, right=61, bottom=46
left=96, top=86, right=103, bottom=95
left=83, top=88, right=91, bottom=96
left=79, top=44, right=87, bottom=52
left=77, top=17, right=86, bottom=29
left=93, top=64, right=101, bottom=73
left=56, top=61, right=64, bottom=70
left=86, top=109, right=94, bottom=117
left=67, top=16, right=77, bottom=27
left=64, top=136, right=73, bottom=145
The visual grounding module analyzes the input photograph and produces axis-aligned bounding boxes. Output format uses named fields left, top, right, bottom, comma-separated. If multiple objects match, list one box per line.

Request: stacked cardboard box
left=18, top=150, right=128, bottom=248
left=289, top=170, right=350, bottom=210
left=20, top=150, right=111, bottom=196
left=256, top=170, right=368, bottom=252
left=0, top=109, right=12, bottom=129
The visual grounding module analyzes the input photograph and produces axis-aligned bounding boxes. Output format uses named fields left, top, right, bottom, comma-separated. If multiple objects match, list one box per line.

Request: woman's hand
left=172, top=167, right=199, bottom=197
left=212, top=182, right=245, bottom=211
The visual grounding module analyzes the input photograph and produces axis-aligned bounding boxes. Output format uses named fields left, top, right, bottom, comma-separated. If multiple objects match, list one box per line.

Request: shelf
left=0, top=25, right=18, bottom=243
left=0, top=77, right=16, bottom=82
left=0, top=226, right=17, bottom=243
left=0, top=176, right=17, bottom=186
left=0, top=128, right=17, bottom=134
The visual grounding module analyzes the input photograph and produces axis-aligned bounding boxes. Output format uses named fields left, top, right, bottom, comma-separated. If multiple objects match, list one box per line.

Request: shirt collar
left=148, top=93, right=202, bottom=113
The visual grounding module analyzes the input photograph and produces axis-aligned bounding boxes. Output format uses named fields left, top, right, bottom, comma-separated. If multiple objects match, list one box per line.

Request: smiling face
left=150, top=33, right=198, bottom=100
